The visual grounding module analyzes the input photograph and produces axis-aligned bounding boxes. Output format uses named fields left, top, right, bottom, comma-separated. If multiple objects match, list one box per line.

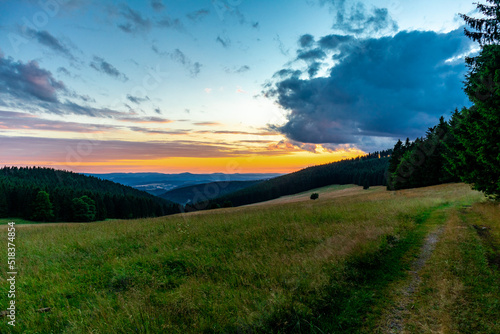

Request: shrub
left=310, top=193, right=319, bottom=200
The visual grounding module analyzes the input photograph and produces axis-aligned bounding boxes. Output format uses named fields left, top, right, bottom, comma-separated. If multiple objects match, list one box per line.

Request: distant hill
left=189, top=151, right=392, bottom=210
left=160, top=180, right=263, bottom=204
left=88, top=172, right=282, bottom=196
left=0, top=167, right=180, bottom=222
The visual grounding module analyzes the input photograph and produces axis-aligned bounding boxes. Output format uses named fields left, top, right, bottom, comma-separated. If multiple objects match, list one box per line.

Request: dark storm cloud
left=266, top=29, right=473, bottom=150
left=24, top=28, right=77, bottom=61
left=90, top=56, right=128, bottom=81
left=0, top=54, right=65, bottom=103
left=299, top=34, right=315, bottom=48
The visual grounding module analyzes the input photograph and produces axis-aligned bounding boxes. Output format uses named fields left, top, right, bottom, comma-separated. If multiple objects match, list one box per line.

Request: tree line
left=0, top=167, right=180, bottom=222
left=387, top=0, right=500, bottom=199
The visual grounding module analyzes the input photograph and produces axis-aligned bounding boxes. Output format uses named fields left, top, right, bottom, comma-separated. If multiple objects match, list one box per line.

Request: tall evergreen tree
left=460, top=0, right=500, bottom=45
left=445, top=2, right=500, bottom=198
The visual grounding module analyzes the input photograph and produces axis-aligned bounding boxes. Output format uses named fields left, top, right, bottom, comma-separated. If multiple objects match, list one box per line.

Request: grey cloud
left=126, top=94, right=149, bottom=104
left=299, top=34, right=315, bottom=48
left=0, top=54, right=65, bottom=103
left=150, top=0, right=164, bottom=11
left=318, top=34, right=355, bottom=49
left=297, top=48, right=327, bottom=61
left=156, top=16, right=184, bottom=31
left=118, top=5, right=152, bottom=34
left=90, top=56, right=128, bottom=81
left=331, top=2, right=398, bottom=35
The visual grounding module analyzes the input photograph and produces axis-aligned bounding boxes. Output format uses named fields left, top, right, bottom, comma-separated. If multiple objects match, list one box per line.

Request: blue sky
left=0, top=0, right=478, bottom=173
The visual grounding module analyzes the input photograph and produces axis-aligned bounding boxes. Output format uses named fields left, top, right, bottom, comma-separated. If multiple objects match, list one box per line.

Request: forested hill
left=188, top=151, right=391, bottom=210
left=0, top=167, right=180, bottom=222
left=160, top=180, right=263, bottom=204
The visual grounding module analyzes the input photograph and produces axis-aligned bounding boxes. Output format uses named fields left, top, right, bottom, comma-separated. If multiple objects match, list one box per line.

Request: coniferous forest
left=387, top=1, right=500, bottom=199
left=0, top=167, right=180, bottom=222
left=188, top=150, right=391, bottom=210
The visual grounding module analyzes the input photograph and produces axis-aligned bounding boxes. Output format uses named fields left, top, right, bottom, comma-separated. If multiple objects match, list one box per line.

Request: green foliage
left=443, top=36, right=500, bottom=198
left=363, top=179, right=370, bottom=190
left=388, top=117, right=458, bottom=191
left=30, top=191, right=54, bottom=222
left=71, top=196, right=97, bottom=222
left=0, top=166, right=180, bottom=221
left=222, top=200, right=233, bottom=208
left=310, top=193, right=319, bottom=200
left=460, top=0, right=500, bottom=45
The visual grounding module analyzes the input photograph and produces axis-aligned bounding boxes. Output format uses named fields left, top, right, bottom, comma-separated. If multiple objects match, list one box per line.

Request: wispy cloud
left=117, top=116, right=173, bottom=124
left=90, top=56, right=128, bottom=81
left=150, top=0, right=165, bottom=12
left=186, top=9, right=210, bottom=22
left=156, top=16, right=184, bottom=31
left=126, top=94, right=149, bottom=104
left=216, top=35, right=231, bottom=48
left=193, top=122, right=221, bottom=126
left=117, top=5, right=152, bottom=34
left=153, top=47, right=202, bottom=77
left=225, top=65, right=250, bottom=74
left=0, top=110, right=113, bottom=133
left=24, top=28, right=77, bottom=61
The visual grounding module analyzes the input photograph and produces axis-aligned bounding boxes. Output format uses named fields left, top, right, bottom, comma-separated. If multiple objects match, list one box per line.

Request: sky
left=0, top=0, right=478, bottom=173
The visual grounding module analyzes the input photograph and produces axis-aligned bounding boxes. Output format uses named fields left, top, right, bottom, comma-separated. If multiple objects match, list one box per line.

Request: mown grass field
left=0, top=183, right=499, bottom=333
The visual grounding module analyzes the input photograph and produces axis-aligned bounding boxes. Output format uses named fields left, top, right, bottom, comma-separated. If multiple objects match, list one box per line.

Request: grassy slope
left=0, top=183, right=497, bottom=333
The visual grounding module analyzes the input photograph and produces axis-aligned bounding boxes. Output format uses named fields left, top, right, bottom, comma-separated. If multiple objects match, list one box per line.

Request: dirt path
left=380, top=218, right=446, bottom=333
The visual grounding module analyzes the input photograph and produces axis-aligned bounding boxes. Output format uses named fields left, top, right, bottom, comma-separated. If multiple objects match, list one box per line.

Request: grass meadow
left=0, top=184, right=498, bottom=333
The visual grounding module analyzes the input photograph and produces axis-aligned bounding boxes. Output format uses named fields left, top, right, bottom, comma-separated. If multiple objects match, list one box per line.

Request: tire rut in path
left=381, top=223, right=445, bottom=333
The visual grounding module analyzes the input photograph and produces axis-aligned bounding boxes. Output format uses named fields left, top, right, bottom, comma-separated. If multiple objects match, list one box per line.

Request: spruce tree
left=460, top=0, right=500, bottom=46
left=446, top=2, right=500, bottom=198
